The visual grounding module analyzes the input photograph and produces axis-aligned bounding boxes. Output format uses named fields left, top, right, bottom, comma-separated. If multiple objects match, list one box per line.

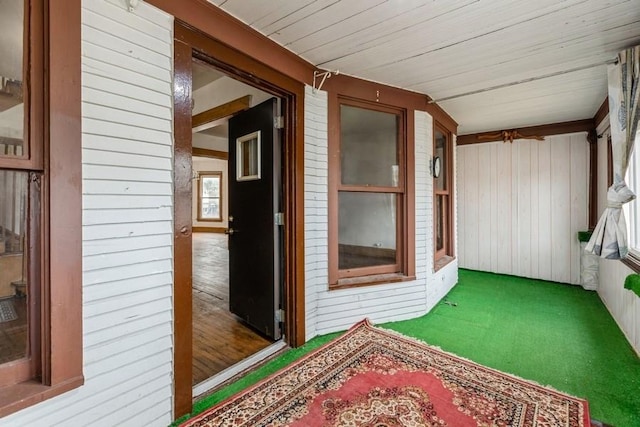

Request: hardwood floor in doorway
left=192, top=232, right=273, bottom=386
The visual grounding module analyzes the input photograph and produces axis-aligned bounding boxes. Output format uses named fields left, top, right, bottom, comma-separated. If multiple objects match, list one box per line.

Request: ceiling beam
left=457, top=119, right=595, bottom=146
left=192, top=95, right=251, bottom=129
left=192, top=147, right=228, bottom=160
left=593, top=97, right=609, bottom=127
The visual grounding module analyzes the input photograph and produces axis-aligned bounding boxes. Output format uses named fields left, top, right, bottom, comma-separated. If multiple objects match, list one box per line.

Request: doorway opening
left=190, top=60, right=285, bottom=394
left=173, top=22, right=306, bottom=417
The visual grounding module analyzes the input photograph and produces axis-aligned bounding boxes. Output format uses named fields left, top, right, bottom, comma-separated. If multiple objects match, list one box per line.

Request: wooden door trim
left=148, top=0, right=315, bottom=85
left=173, top=38, right=194, bottom=419
left=172, top=22, right=305, bottom=419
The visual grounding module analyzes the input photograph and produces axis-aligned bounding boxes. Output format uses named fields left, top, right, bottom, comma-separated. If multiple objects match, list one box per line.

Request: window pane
left=201, top=198, right=220, bottom=220
left=0, top=170, right=28, bottom=364
left=202, top=176, right=220, bottom=198
left=338, top=192, right=397, bottom=269
left=0, top=0, right=25, bottom=157
left=340, top=105, right=399, bottom=187
left=628, top=147, right=639, bottom=252
left=237, top=132, right=261, bottom=181
left=435, top=195, right=444, bottom=252
left=435, top=129, right=447, bottom=191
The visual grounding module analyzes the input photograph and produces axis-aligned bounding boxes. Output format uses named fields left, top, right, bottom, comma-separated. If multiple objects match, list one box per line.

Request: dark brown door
left=228, top=97, right=282, bottom=340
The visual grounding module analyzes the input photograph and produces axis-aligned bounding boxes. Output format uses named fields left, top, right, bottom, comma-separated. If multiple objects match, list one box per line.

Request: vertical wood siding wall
left=457, top=134, right=589, bottom=285
left=596, top=117, right=640, bottom=354
left=304, top=89, right=458, bottom=338
left=4, top=1, right=174, bottom=425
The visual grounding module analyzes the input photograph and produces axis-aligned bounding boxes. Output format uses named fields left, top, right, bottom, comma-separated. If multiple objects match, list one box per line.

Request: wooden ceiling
left=209, top=0, right=640, bottom=134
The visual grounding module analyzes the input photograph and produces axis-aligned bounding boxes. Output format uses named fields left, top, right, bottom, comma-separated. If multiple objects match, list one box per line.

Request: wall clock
left=433, top=156, right=441, bottom=178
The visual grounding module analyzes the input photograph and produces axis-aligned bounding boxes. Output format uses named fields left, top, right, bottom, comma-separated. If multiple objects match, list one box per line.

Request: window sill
left=0, top=375, right=84, bottom=418
left=622, top=252, right=640, bottom=274
left=434, top=255, right=455, bottom=272
left=330, top=273, right=416, bottom=291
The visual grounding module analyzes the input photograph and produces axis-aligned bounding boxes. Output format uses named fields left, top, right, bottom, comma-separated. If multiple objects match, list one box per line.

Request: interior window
left=434, top=125, right=454, bottom=269
left=0, top=0, right=26, bottom=158
left=330, top=99, right=407, bottom=287
left=0, top=170, right=28, bottom=365
left=627, top=144, right=639, bottom=256
left=198, top=171, right=223, bottom=221
left=0, top=0, right=41, bottom=390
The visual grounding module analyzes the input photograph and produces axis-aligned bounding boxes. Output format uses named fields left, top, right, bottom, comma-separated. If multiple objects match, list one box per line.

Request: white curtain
left=586, top=46, right=639, bottom=259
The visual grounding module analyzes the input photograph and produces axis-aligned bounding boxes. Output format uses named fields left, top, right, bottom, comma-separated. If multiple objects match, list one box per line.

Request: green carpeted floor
left=175, top=269, right=640, bottom=426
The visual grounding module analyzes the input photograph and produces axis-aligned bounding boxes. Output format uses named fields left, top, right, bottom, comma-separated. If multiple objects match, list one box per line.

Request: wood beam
left=587, top=130, right=598, bottom=230
left=588, top=96, right=609, bottom=231
left=457, top=119, right=595, bottom=146
left=593, top=97, right=609, bottom=127
left=192, top=147, right=228, bottom=160
left=192, top=95, right=251, bottom=129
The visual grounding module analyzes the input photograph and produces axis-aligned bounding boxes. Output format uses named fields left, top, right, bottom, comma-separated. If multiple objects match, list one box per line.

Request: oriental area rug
left=183, top=319, right=590, bottom=427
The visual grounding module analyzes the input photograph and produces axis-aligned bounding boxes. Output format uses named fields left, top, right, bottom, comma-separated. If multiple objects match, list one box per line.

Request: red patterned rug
left=184, top=319, right=590, bottom=427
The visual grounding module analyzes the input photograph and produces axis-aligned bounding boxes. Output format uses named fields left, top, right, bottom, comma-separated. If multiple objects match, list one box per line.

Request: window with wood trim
left=0, top=0, right=83, bottom=417
left=0, top=0, right=43, bottom=389
left=625, top=134, right=640, bottom=272
left=329, top=98, right=411, bottom=288
left=434, top=124, right=454, bottom=270
left=197, top=171, right=223, bottom=221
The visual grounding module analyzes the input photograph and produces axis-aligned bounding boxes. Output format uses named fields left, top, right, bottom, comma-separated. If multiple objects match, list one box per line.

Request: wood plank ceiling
left=208, top=0, right=640, bottom=134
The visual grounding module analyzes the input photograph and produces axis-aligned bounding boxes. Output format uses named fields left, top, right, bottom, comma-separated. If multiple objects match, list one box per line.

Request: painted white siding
left=596, top=116, right=640, bottom=354
left=457, top=134, right=589, bottom=285
left=3, top=1, right=174, bottom=426
left=303, top=86, right=329, bottom=341
left=303, top=90, right=457, bottom=338
left=416, top=112, right=459, bottom=311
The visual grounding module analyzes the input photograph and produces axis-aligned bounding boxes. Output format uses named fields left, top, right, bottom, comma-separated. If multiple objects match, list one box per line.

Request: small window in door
left=236, top=131, right=261, bottom=181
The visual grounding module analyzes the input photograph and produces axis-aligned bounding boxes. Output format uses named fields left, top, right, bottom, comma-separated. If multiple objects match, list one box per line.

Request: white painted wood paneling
left=3, top=1, right=174, bottom=426
left=595, top=115, right=640, bottom=355
left=303, top=85, right=329, bottom=341
left=303, top=92, right=457, bottom=338
left=458, top=134, right=589, bottom=284
left=214, top=0, right=640, bottom=134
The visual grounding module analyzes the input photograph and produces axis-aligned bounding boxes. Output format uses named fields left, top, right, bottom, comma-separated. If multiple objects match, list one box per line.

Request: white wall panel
left=595, top=115, right=640, bottom=355
left=3, top=1, right=174, bottom=426
left=457, top=133, right=589, bottom=285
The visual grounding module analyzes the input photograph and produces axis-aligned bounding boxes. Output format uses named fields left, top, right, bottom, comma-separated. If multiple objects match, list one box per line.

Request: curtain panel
left=586, top=46, right=639, bottom=259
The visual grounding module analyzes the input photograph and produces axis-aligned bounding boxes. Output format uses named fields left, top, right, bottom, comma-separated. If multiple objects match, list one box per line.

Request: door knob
left=224, top=228, right=237, bottom=235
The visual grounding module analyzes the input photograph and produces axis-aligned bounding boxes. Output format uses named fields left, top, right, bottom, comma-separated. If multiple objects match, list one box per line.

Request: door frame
left=173, top=21, right=306, bottom=418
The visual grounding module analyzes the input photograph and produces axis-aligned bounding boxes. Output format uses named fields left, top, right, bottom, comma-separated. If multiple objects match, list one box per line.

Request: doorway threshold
left=192, top=339, right=288, bottom=398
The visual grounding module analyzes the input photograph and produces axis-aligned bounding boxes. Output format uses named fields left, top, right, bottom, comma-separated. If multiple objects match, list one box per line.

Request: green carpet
left=175, top=269, right=640, bottom=426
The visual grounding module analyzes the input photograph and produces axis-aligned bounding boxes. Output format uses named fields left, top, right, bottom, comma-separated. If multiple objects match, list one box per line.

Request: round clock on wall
left=433, top=156, right=441, bottom=178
